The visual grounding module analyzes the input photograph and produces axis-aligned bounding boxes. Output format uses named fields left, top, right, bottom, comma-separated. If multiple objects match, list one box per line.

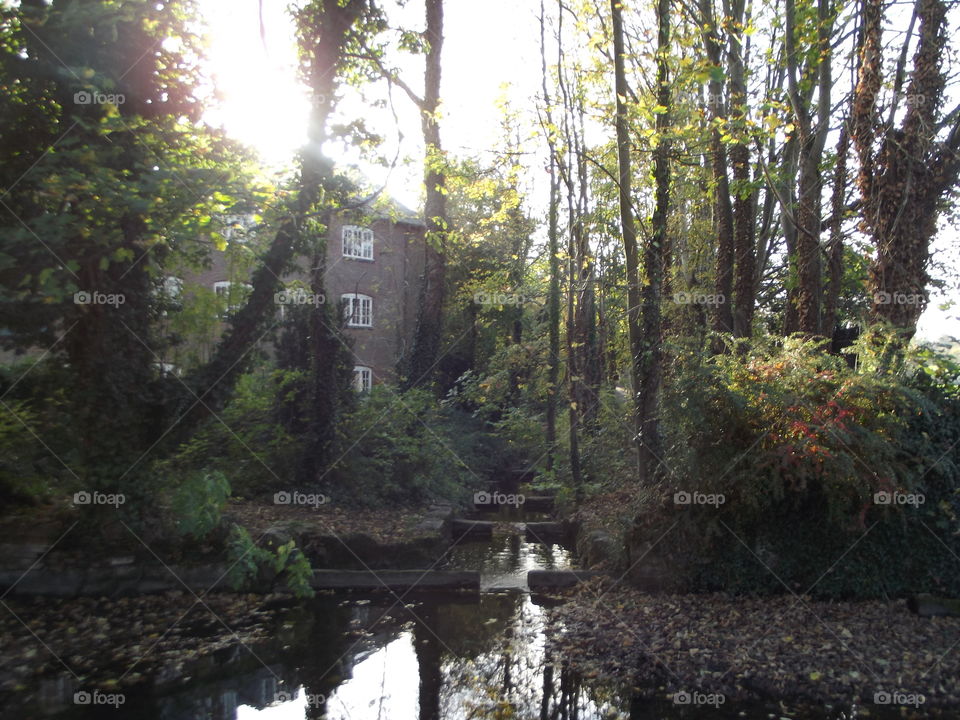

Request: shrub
left=158, top=367, right=305, bottom=497
left=653, top=334, right=960, bottom=599
left=226, top=525, right=314, bottom=599
left=329, top=385, right=495, bottom=507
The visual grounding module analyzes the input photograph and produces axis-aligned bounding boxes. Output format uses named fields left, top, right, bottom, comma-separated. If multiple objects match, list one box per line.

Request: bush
left=157, top=367, right=305, bottom=498
left=0, top=360, right=77, bottom=504
left=328, top=385, right=496, bottom=507
left=226, top=525, right=314, bottom=599
left=652, top=334, right=960, bottom=599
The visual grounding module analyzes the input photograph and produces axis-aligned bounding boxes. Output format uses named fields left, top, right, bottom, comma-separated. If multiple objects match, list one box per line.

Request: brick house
left=170, top=201, right=426, bottom=389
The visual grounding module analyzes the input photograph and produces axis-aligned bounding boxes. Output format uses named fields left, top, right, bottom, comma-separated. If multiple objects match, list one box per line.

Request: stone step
left=527, top=569, right=604, bottom=591
left=524, top=521, right=571, bottom=543
left=311, top=570, right=479, bottom=591
left=449, top=519, right=495, bottom=540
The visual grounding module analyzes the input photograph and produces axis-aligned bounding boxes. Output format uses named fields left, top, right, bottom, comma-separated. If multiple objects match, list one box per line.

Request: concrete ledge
left=449, top=519, right=495, bottom=540
left=0, top=564, right=232, bottom=597
left=527, top=569, right=603, bottom=591
left=524, top=522, right=572, bottom=544
left=311, top=570, right=479, bottom=591
left=908, top=594, right=960, bottom=617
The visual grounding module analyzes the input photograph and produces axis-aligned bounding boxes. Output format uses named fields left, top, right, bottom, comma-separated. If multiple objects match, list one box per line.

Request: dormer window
left=342, top=225, right=374, bottom=261
left=341, top=293, right=373, bottom=328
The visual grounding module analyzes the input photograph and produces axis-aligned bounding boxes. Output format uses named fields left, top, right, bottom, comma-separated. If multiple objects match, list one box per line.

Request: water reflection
left=3, top=535, right=908, bottom=719
left=442, top=534, right=573, bottom=590
left=231, top=593, right=626, bottom=720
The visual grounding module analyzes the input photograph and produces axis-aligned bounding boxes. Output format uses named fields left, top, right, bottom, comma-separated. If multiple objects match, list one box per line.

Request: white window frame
left=213, top=281, right=252, bottom=314
left=342, top=225, right=374, bottom=261
left=163, top=276, right=182, bottom=299
left=342, top=293, right=373, bottom=328
left=223, top=213, right=257, bottom=243
left=353, top=365, right=373, bottom=392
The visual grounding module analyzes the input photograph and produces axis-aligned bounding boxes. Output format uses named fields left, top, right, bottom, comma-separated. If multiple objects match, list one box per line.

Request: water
left=0, top=520, right=923, bottom=719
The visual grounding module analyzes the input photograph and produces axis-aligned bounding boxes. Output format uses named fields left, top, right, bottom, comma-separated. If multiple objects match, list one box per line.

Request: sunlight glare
left=201, top=0, right=309, bottom=168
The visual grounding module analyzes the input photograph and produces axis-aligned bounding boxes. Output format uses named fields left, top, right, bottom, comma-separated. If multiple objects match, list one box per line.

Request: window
left=158, top=276, right=182, bottom=315
left=342, top=293, right=373, bottom=328
left=163, top=276, right=182, bottom=299
left=342, top=225, right=374, bottom=260
left=155, top=361, right=178, bottom=376
left=222, top=213, right=257, bottom=243
left=353, top=366, right=372, bottom=392
left=213, top=281, right=251, bottom=315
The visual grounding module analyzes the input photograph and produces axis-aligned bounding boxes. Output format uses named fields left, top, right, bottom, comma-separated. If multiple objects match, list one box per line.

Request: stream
left=1, top=508, right=917, bottom=719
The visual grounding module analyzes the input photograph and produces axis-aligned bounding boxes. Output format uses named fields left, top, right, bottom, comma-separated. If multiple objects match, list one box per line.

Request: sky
left=197, top=0, right=959, bottom=342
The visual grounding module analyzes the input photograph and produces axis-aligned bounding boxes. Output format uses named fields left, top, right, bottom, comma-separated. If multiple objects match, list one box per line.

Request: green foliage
left=652, top=335, right=960, bottom=599
left=330, top=385, right=494, bottom=506
left=170, top=471, right=231, bottom=539
left=158, top=367, right=305, bottom=497
left=225, top=525, right=314, bottom=599
left=0, top=360, right=79, bottom=504
left=0, top=398, right=49, bottom=503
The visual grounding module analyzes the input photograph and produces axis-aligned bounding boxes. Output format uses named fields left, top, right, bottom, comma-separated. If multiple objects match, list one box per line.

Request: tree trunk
left=637, top=0, right=670, bottom=482
left=540, top=2, right=561, bottom=472
left=852, top=0, right=959, bottom=342
left=784, top=0, right=832, bottom=337
left=611, top=0, right=643, bottom=476
left=405, top=0, right=447, bottom=387
left=822, top=126, right=848, bottom=334
left=697, top=0, right=735, bottom=345
left=184, top=0, right=362, bottom=428
left=725, top=0, right=756, bottom=338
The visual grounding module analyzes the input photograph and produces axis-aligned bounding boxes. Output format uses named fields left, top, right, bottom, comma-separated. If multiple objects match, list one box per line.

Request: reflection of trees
left=433, top=595, right=628, bottom=719
left=415, top=604, right=442, bottom=720
left=432, top=593, right=517, bottom=656
left=52, top=592, right=630, bottom=720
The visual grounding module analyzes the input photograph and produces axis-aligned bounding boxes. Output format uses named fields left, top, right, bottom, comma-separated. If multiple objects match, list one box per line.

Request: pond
left=0, top=526, right=918, bottom=719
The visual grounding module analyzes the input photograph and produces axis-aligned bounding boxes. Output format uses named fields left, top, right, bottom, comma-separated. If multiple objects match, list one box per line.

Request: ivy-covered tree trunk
left=187, top=0, right=366, bottom=420
left=611, top=0, right=643, bottom=475
left=637, top=0, right=671, bottom=482
left=405, top=0, right=448, bottom=388
left=726, top=0, right=757, bottom=338
left=852, top=0, right=960, bottom=342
